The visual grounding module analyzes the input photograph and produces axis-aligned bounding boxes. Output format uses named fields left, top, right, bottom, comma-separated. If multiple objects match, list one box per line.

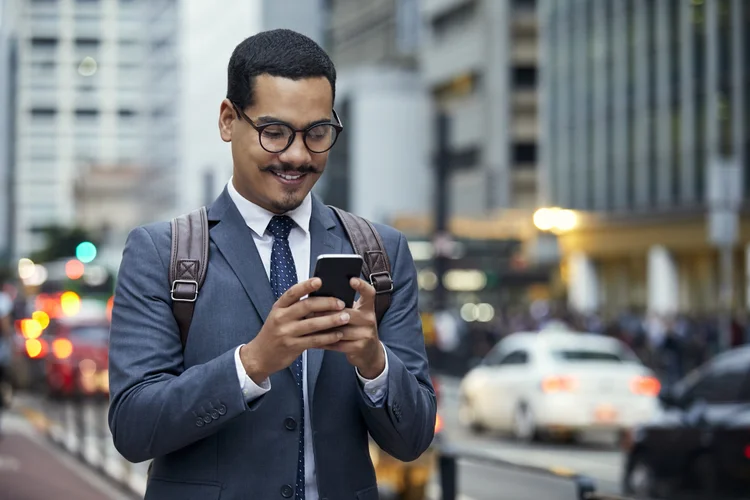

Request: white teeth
left=275, top=172, right=302, bottom=181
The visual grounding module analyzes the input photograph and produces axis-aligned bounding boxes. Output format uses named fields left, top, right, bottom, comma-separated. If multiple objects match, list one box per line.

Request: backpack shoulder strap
left=328, top=206, right=393, bottom=323
left=169, top=206, right=209, bottom=349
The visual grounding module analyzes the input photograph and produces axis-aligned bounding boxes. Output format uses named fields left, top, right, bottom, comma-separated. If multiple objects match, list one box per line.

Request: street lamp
left=533, top=207, right=578, bottom=234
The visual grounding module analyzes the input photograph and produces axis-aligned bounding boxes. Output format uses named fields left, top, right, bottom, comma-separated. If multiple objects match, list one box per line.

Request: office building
left=13, top=0, right=180, bottom=260
left=539, top=0, right=749, bottom=315
left=319, top=0, right=429, bottom=224
left=419, top=0, right=539, bottom=216
left=0, top=0, right=18, bottom=265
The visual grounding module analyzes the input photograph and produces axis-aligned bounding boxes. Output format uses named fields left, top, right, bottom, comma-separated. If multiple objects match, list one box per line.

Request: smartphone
left=309, top=254, right=364, bottom=308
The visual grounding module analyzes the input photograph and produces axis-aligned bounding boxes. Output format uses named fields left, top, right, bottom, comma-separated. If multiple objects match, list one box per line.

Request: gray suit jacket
left=107, top=188, right=437, bottom=500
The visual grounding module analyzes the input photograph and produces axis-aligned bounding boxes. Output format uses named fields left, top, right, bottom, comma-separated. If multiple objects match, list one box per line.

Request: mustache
left=260, top=164, right=321, bottom=175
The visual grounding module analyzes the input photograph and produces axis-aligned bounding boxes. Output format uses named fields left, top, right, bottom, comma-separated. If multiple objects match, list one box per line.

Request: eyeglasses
left=231, top=101, right=344, bottom=154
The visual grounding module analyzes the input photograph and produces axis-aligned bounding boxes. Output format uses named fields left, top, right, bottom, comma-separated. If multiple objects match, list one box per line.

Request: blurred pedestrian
left=107, top=29, right=435, bottom=500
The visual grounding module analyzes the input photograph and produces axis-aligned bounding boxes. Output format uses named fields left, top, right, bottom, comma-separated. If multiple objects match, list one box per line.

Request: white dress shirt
left=227, top=178, right=389, bottom=499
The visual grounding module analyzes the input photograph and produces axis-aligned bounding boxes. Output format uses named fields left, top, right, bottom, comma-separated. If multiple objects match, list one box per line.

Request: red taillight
left=744, top=445, right=750, bottom=460
left=541, top=376, right=578, bottom=393
left=630, top=376, right=661, bottom=396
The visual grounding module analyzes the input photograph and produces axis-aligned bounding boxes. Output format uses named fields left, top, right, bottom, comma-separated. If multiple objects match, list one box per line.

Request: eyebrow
left=254, top=115, right=332, bottom=129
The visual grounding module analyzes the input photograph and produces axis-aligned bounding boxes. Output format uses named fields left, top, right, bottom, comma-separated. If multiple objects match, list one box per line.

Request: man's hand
left=323, top=278, right=385, bottom=379
left=239, top=278, right=351, bottom=384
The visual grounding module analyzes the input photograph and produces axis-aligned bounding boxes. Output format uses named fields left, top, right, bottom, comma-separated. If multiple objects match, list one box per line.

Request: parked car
left=622, top=345, right=750, bottom=499
left=459, top=328, right=660, bottom=442
left=44, top=317, right=110, bottom=399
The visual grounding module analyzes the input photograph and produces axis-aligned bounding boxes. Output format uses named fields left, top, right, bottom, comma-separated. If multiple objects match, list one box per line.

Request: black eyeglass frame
left=231, top=101, right=344, bottom=154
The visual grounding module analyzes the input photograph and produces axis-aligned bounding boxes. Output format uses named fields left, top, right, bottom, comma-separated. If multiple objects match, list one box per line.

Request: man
left=108, top=29, right=436, bottom=500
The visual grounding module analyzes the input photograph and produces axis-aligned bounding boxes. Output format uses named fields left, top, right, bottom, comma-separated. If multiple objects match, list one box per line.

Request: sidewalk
left=0, top=410, right=134, bottom=500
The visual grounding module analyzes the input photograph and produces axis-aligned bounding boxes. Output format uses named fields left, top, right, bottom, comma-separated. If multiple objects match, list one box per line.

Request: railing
left=436, top=442, right=637, bottom=500
left=28, top=396, right=637, bottom=500
left=30, top=396, right=146, bottom=499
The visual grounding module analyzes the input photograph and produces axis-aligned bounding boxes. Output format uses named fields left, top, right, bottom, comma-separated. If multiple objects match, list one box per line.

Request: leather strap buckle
left=171, top=279, right=199, bottom=302
left=369, top=271, right=394, bottom=294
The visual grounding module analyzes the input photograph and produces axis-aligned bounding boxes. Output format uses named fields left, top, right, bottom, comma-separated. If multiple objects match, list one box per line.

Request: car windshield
left=69, top=326, right=110, bottom=343
left=551, top=349, right=627, bottom=363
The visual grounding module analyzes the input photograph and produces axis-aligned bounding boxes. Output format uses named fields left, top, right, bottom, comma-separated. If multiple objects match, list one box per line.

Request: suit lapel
left=306, top=196, right=343, bottom=400
left=207, top=189, right=343, bottom=397
left=207, top=188, right=276, bottom=323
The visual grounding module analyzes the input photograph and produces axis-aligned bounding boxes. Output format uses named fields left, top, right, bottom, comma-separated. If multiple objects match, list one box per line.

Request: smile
left=271, top=171, right=306, bottom=185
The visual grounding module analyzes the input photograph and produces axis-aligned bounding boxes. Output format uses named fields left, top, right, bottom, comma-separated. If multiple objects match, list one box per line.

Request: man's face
left=219, top=75, right=334, bottom=214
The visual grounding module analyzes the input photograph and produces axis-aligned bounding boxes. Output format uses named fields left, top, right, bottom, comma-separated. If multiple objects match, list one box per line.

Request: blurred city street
left=8, top=382, right=622, bottom=500
left=0, top=408, right=132, bottom=500
left=0, top=0, right=749, bottom=498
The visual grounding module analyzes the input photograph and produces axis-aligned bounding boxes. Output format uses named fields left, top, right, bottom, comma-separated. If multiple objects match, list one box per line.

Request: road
left=12, top=381, right=627, bottom=500
left=433, top=375, right=625, bottom=499
left=0, top=409, right=134, bottom=500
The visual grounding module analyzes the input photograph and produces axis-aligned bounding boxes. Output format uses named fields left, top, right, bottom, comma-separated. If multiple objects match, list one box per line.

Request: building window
left=512, top=66, right=537, bottom=88
left=31, top=107, right=57, bottom=117
left=31, top=37, right=58, bottom=48
left=512, top=143, right=537, bottom=165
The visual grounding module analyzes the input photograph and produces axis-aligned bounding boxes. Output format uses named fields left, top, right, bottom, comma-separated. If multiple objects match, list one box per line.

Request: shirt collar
left=227, top=176, right=312, bottom=237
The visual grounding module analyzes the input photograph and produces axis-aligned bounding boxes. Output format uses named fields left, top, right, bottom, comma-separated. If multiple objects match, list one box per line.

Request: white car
left=458, top=328, right=660, bottom=442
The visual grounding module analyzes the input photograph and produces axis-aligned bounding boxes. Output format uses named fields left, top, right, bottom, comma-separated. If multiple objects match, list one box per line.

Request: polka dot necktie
left=266, top=215, right=305, bottom=500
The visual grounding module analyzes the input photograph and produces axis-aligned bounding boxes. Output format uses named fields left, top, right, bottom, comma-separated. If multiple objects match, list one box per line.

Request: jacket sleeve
left=357, top=232, right=437, bottom=462
left=107, top=226, right=254, bottom=463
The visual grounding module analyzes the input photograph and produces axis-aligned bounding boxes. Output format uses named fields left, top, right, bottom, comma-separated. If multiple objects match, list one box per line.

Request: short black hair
left=227, top=29, right=336, bottom=110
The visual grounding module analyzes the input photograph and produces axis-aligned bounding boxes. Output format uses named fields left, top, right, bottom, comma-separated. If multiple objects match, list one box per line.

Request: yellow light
left=26, top=339, right=43, bottom=358
left=52, top=338, right=74, bottom=359
left=32, top=311, right=50, bottom=330
left=533, top=207, right=578, bottom=233
left=533, top=208, right=556, bottom=231
left=555, top=209, right=577, bottom=231
left=60, top=292, right=81, bottom=317
left=21, top=318, right=43, bottom=339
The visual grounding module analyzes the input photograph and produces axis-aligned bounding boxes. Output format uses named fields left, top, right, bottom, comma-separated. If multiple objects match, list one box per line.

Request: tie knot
left=266, top=215, right=295, bottom=240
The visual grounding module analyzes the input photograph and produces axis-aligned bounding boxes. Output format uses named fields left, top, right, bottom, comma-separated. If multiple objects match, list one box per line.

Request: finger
left=295, top=331, right=344, bottom=349
left=288, top=296, right=346, bottom=320
left=292, top=311, right=351, bottom=336
left=321, top=339, right=363, bottom=353
left=351, top=278, right=376, bottom=309
left=274, top=278, right=322, bottom=309
left=337, top=327, right=370, bottom=342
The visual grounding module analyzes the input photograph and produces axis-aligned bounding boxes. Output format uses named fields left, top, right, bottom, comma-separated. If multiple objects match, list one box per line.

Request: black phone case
left=309, top=256, right=363, bottom=308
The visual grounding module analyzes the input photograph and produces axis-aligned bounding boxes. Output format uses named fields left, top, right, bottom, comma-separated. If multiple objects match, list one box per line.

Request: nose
left=278, top=132, right=313, bottom=167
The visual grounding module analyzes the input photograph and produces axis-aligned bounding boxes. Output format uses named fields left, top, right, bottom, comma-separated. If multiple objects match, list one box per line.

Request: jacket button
left=195, top=418, right=204, bottom=427
left=217, top=404, right=227, bottom=415
left=210, top=410, right=219, bottom=420
left=284, top=417, right=297, bottom=431
left=280, top=484, right=293, bottom=498
left=203, top=415, right=212, bottom=424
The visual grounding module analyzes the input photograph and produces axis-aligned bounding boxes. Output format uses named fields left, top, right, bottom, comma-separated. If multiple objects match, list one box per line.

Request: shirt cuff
left=356, top=342, right=389, bottom=404
left=235, top=345, right=271, bottom=402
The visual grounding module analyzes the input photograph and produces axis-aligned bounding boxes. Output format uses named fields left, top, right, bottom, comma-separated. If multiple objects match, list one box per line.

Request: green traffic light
left=76, top=241, right=97, bottom=263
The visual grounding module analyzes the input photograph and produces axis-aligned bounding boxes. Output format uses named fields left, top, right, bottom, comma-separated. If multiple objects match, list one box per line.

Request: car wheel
left=459, top=396, right=485, bottom=433
left=624, top=453, right=667, bottom=499
left=512, top=403, right=537, bottom=442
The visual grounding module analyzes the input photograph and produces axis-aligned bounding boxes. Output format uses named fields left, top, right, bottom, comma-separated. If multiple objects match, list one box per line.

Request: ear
left=218, top=99, right=236, bottom=143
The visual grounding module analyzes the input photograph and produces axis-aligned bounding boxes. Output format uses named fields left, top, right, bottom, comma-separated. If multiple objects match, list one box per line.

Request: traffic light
left=76, top=241, right=97, bottom=263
